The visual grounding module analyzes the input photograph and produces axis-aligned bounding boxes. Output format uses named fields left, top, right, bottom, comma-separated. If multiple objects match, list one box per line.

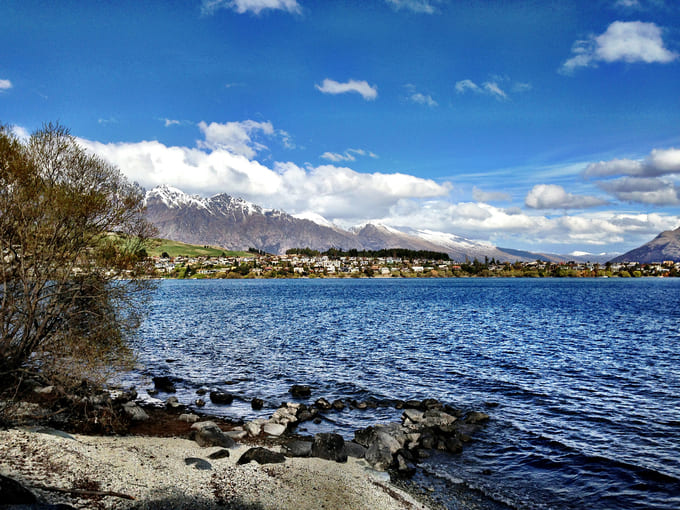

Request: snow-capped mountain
left=144, top=185, right=536, bottom=261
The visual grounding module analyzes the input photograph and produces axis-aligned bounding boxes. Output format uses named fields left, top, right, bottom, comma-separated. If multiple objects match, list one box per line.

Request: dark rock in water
left=343, top=441, right=367, bottom=459
left=313, top=417, right=322, bottom=424
left=311, top=433, right=347, bottom=463
left=351, top=399, right=368, bottom=410
left=210, top=391, right=234, bottom=405
left=196, top=388, right=207, bottom=395
left=237, top=447, right=286, bottom=465
left=195, top=398, right=206, bottom=407
left=363, top=398, right=379, bottom=409
left=290, top=385, right=311, bottom=398
left=191, top=421, right=236, bottom=448
left=464, top=411, right=490, bottom=424
left=208, top=449, right=231, bottom=460
left=152, top=376, right=176, bottom=393
left=445, top=436, right=463, bottom=454
left=185, top=457, right=212, bottom=470
left=165, top=396, right=183, bottom=410
left=251, top=397, right=264, bottom=410
left=443, top=404, right=463, bottom=418
left=147, top=388, right=159, bottom=396
left=283, top=440, right=313, bottom=458
left=332, top=399, right=346, bottom=411
left=404, top=399, right=422, bottom=410
left=297, top=410, right=313, bottom=422
left=313, top=397, right=332, bottom=410
left=421, top=398, right=442, bottom=410
left=418, top=429, right=436, bottom=450
left=484, top=401, right=499, bottom=408
left=394, top=453, right=417, bottom=478
left=0, top=473, right=37, bottom=504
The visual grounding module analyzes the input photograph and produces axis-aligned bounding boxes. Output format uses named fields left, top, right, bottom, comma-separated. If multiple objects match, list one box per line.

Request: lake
left=126, top=278, right=680, bottom=509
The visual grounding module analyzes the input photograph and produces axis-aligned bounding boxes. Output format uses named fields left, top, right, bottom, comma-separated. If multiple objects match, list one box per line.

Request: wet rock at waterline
left=289, top=384, right=312, bottom=398
left=209, top=391, right=233, bottom=405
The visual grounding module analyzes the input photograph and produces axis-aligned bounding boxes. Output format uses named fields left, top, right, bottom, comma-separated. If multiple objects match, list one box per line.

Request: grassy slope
left=146, top=238, right=251, bottom=258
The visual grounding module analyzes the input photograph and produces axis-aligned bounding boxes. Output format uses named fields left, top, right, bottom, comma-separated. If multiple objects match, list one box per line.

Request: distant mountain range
left=610, top=227, right=680, bottom=263
left=143, top=185, right=619, bottom=263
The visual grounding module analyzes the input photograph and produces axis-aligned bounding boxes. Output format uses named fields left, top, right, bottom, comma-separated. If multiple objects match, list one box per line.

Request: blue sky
left=2, top=0, right=679, bottom=255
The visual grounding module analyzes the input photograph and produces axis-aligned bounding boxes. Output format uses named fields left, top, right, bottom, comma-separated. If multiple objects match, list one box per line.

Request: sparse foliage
left=0, top=123, right=157, bottom=389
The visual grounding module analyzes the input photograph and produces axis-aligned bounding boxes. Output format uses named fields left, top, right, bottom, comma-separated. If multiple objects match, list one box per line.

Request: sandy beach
left=0, top=427, right=430, bottom=509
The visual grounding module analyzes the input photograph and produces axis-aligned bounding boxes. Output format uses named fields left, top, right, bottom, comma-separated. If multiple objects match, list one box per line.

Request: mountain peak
left=146, top=185, right=209, bottom=210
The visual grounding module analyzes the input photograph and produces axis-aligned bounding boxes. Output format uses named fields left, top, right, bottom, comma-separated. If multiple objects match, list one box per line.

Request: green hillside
left=146, top=238, right=250, bottom=258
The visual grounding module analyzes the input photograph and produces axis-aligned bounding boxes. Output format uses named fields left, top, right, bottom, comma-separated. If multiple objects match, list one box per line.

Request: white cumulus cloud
left=77, top=123, right=449, bottom=224
left=598, top=177, right=680, bottom=205
left=201, top=0, right=301, bottom=15
left=0, top=79, right=12, bottom=90
left=561, top=21, right=678, bottom=74
left=584, top=147, right=680, bottom=178
left=197, top=120, right=274, bottom=159
left=315, top=79, right=378, bottom=101
left=410, top=92, right=437, bottom=107
left=525, top=184, right=609, bottom=209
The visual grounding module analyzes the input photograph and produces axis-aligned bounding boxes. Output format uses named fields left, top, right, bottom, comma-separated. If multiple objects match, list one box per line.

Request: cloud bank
left=77, top=120, right=679, bottom=251
left=525, top=184, right=609, bottom=209
left=585, top=148, right=680, bottom=177
left=561, top=21, right=677, bottom=73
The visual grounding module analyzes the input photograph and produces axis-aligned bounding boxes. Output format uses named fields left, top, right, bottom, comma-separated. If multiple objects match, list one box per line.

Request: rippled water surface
left=129, top=278, right=680, bottom=509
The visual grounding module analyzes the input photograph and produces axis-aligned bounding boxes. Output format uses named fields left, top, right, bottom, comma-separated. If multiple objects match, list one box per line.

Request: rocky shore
left=0, top=381, right=489, bottom=509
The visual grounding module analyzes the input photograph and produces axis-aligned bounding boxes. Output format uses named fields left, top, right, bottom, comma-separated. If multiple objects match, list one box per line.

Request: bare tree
left=0, top=123, right=157, bottom=387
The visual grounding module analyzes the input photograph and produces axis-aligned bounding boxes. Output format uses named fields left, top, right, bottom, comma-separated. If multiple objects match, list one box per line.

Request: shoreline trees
left=0, top=123, right=156, bottom=389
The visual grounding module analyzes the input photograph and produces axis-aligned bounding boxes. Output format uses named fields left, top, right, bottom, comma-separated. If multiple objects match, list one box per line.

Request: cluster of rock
left=185, top=398, right=486, bottom=479
left=143, top=380, right=492, bottom=478
left=278, top=398, right=488, bottom=477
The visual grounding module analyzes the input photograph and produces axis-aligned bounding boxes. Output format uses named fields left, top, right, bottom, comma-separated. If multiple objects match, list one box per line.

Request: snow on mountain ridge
left=146, top=184, right=210, bottom=211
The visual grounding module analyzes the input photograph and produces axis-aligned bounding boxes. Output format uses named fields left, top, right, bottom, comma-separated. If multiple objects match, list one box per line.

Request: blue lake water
left=128, top=278, right=680, bottom=509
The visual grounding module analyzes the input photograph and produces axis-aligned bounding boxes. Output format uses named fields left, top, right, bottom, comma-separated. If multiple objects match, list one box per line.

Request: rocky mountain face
left=144, top=185, right=533, bottom=261
left=610, top=227, right=680, bottom=263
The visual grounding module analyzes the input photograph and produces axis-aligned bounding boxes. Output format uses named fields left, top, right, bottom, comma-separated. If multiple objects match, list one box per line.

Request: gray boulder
left=191, top=421, right=236, bottom=448
left=122, top=402, right=149, bottom=422
left=365, top=432, right=401, bottom=471
left=237, top=447, right=286, bottom=465
left=0, top=474, right=36, bottom=505
left=185, top=457, right=212, bottom=470
left=343, top=441, right=367, bottom=459
left=311, top=433, right=347, bottom=463
left=283, top=440, right=313, bottom=458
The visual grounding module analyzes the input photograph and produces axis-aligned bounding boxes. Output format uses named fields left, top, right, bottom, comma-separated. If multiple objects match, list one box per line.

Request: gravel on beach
left=0, top=427, right=430, bottom=509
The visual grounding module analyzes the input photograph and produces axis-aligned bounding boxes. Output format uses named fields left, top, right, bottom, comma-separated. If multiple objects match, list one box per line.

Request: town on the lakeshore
left=151, top=252, right=680, bottom=279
